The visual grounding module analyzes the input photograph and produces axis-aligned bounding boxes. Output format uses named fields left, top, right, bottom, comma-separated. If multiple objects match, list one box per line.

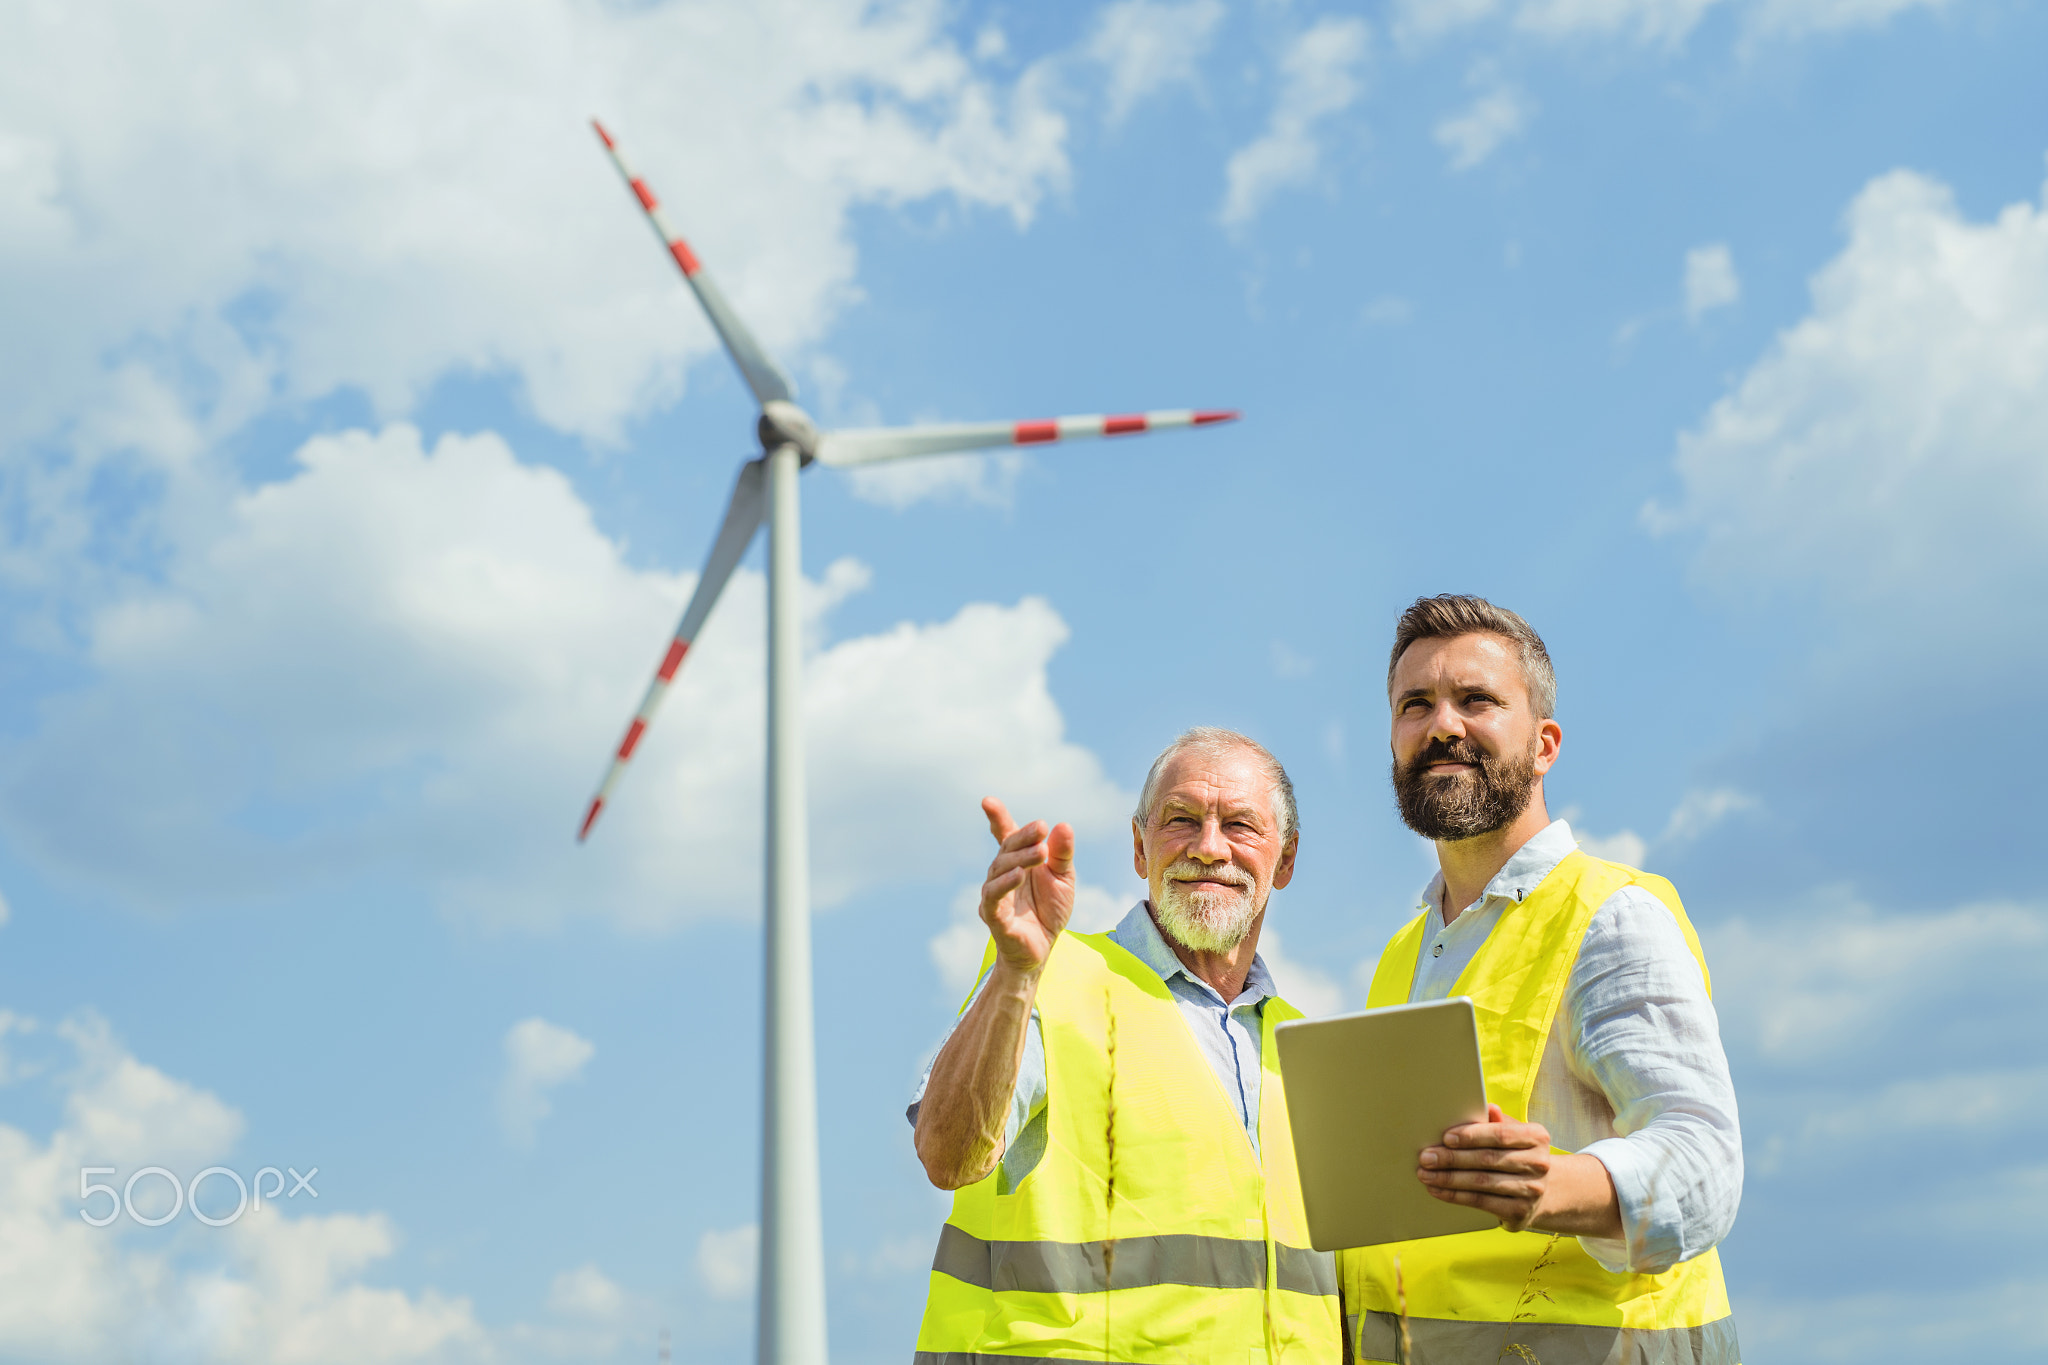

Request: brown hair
left=1386, top=594, right=1557, bottom=718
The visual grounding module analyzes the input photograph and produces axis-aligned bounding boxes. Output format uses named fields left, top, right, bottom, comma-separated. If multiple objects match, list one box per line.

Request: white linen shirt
left=910, top=902, right=1279, bottom=1185
left=1408, top=819, right=1742, bottom=1274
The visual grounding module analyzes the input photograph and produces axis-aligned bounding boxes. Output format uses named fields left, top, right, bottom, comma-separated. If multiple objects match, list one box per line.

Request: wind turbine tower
left=579, top=120, right=1239, bottom=1365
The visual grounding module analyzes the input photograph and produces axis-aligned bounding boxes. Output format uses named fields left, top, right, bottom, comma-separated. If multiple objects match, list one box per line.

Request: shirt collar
left=1110, top=901, right=1276, bottom=1008
left=1416, top=818, right=1579, bottom=916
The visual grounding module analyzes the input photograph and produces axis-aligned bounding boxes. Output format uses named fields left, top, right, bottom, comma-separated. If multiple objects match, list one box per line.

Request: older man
left=1343, top=595, right=1742, bottom=1364
left=909, top=727, right=1340, bottom=1365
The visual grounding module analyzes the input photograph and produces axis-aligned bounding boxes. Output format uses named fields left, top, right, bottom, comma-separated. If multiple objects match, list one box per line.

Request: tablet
left=1274, top=997, right=1499, bottom=1250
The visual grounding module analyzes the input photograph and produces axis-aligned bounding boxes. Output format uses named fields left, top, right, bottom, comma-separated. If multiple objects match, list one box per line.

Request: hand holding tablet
left=1274, top=997, right=1501, bottom=1250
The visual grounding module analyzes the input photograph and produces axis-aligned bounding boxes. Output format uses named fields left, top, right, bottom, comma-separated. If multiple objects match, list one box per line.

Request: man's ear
left=1131, top=818, right=1148, bottom=882
left=1271, top=831, right=1299, bottom=890
left=1532, top=717, right=1563, bottom=776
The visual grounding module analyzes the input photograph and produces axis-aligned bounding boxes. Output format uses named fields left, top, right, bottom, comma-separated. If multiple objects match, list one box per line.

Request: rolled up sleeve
left=1565, top=888, right=1743, bottom=1274
left=907, top=967, right=1048, bottom=1153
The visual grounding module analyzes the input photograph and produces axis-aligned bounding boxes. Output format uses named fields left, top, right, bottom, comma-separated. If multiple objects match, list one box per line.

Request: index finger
left=1046, top=822, right=1076, bottom=873
left=982, top=796, right=1018, bottom=844
left=1441, top=1121, right=1547, bottom=1151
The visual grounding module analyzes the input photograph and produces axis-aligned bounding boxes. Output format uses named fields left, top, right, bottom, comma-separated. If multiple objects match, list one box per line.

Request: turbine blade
left=813, top=408, right=1239, bottom=468
left=578, top=458, right=768, bottom=842
left=592, top=119, right=795, bottom=407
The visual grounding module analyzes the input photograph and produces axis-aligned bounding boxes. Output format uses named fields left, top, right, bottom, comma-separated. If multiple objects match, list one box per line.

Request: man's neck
left=1435, top=798, right=1553, bottom=925
left=1146, top=902, right=1262, bottom=1002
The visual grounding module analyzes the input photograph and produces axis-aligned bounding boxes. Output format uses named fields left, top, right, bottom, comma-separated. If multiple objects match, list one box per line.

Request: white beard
left=1153, top=873, right=1262, bottom=953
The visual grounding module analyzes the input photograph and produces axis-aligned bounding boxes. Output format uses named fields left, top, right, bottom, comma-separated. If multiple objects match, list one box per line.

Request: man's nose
left=1428, top=700, right=1465, bottom=744
left=1189, top=815, right=1231, bottom=862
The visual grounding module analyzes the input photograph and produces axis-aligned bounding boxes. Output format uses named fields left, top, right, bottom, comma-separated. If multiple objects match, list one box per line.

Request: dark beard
left=1391, top=735, right=1539, bottom=841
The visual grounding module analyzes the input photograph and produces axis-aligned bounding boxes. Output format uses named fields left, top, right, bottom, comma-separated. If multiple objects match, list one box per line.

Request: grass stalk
left=1103, top=987, right=1118, bottom=1360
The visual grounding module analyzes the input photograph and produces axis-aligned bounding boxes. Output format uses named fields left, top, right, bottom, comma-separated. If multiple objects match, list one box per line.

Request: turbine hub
left=758, top=401, right=819, bottom=463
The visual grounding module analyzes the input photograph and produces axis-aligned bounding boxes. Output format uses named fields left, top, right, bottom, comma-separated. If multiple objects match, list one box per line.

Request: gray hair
left=1133, top=727, right=1299, bottom=841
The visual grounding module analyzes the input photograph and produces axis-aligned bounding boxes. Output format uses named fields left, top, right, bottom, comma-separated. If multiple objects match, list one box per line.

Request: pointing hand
left=977, top=796, right=1076, bottom=975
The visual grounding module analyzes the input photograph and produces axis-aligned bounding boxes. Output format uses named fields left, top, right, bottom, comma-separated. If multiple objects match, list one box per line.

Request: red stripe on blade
left=1014, top=420, right=1059, bottom=444
left=578, top=797, right=604, bottom=842
left=1103, top=414, right=1147, bottom=436
left=618, top=718, right=648, bottom=760
left=657, top=639, right=689, bottom=681
left=630, top=179, right=658, bottom=211
left=592, top=120, right=615, bottom=149
left=669, top=238, right=701, bottom=276
left=1192, top=409, right=1239, bottom=426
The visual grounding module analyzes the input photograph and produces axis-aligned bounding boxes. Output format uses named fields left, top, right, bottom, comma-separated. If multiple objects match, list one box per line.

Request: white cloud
left=187, top=1208, right=486, bottom=1364
left=1221, top=18, right=1373, bottom=228
left=1651, top=166, right=2048, bottom=615
left=1361, top=296, right=1414, bottom=326
left=1576, top=827, right=1650, bottom=868
left=1683, top=242, right=1741, bottom=319
left=0, top=0, right=1071, bottom=485
left=1087, top=0, right=1228, bottom=124
left=1659, top=786, right=1756, bottom=843
left=1390, top=0, right=1505, bottom=47
left=1792, top=1067, right=2048, bottom=1144
left=0, top=423, right=1130, bottom=930
left=1270, top=641, right=1314, bottom=678
left=1709, top=892, right=2048, bottom=1062
left=1391, top=0, right=1719, bottom=44
left=1704, top=889, right=2048, bottom=1355
left=1563, top=787, right=1754, bottom=867
left=1739, top=1272, right=2048, bottom=1364
left=1390, top=0, right=1945, bottom=46
left=696, top=1223, right=760, bottom=1301
left=842, top=1233, right=938, bottom=1279
left=1257, top=925, right=1345, bottom=1018
left=1435, top=87, right=1534, bottom=171
left=545, top=1264, right=626, bottom=1321
left=0, top=1011, right=33, bottom=1084
left=1745, top=0, right=1954, bottom=38
left=498, top=1018, right=595, bottom=1147
left=846, top=451, right=1029, bottom=509
left=1515, top=0, right=1721, bottom=41
left=60, top=1014, right=245, bottom=1171
left=0, top=1015, right=485, bottom=1362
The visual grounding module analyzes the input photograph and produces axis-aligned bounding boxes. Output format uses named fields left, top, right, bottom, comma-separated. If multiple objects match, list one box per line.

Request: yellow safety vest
left=916, top=929, right=1342, bottom=1365
left=1339, top=850, right=1739, bottom=1365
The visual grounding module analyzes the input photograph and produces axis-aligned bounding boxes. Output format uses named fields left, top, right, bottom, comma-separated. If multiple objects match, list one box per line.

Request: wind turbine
left=578, top=120, right=1239, bottom=1365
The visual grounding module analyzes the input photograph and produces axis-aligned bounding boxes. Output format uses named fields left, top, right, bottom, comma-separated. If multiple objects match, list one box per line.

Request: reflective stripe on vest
left=1338, top=852, right=1737, bottom=1365
left=932, top=1223, right=1338, bottom=1297
left=915, top=1355, right=1160, bottom=1365
left=1348, top=1310, right=1742, bottom=1365
left=915, top=930, right=1341, bottom=1365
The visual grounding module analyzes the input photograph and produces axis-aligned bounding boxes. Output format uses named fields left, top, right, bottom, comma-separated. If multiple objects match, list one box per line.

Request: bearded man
left=1342, top=595, right=1742, bottom=1364
left=909, top=727, right=1341, bottom=1365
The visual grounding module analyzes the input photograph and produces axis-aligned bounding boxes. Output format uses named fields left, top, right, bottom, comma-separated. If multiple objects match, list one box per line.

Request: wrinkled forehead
left=1389, top=631, right=1525, bottom=700
left=1146, top=748, right=1279, bottom=825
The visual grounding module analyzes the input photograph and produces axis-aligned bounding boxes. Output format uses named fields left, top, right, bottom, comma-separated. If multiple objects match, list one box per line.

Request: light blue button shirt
left=911, top=902, right=1278, bottom=1186
left=1406, top=819, right=1744, bottom=1275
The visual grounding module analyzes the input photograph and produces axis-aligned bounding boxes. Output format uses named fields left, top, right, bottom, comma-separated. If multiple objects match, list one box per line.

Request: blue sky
left=1, top=0, right=2045, bottom=1360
